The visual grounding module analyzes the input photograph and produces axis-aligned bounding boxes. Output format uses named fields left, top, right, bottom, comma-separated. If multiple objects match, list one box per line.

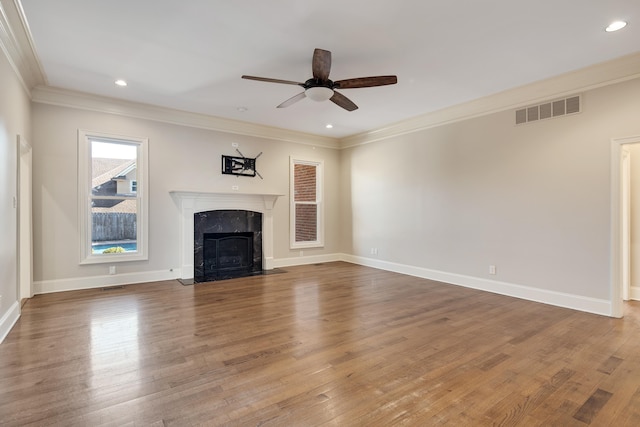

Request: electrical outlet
left=232, top=142, right=239, bottom=148
left=370, top=248, right=378, bottom=255
left=232, top=185, right=239, bottom=191
left=109, top=266, right=116, bottom=275
left=299, top=250, right=304, bottom=257
left=489, top=265, right=496, bottom=275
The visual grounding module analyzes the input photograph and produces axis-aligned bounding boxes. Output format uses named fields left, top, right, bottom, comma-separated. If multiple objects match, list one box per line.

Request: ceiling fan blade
left=242, top=75, right=304, bottom=86
left=277, top=92, right=306, bottom=108
left=330, top=91, right=358, bottom=111
left=312, top=48, right=332, bottom=82
left=334, top=75, right=397, bottom=89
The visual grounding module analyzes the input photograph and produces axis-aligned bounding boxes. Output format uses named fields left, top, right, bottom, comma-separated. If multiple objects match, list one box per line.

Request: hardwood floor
left=2, top=262, right=640, bottom=426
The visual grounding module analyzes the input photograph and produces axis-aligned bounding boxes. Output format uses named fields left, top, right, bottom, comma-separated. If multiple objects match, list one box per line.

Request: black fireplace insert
left=203, top=232, right=254, bottom=281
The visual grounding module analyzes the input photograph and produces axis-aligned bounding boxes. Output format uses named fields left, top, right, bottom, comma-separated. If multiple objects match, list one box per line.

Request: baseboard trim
left=34, top=269, right=181, bottom=295
left=341, top=254, right=612, bottom=317
left=272, top=253, right=342, bottom=268
left=630, top=286, right=640, bottom=301
left=0, top=301, right=21, bottom=344
left=30, top=255, right=614, bottom=316
left=31, top=256, right=338, bottom=295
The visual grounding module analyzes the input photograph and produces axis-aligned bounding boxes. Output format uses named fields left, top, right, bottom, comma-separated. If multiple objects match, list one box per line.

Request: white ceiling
left=19, top=0, right=640, bottom=138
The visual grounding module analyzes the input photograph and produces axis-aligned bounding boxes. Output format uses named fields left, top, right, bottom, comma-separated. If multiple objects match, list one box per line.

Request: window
left=290, top=157, right=324, bottom=248
left=78, top=130, right=148, bottom=264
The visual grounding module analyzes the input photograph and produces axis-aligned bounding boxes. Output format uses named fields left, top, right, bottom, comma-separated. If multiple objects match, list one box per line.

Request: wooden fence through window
left=92, top=213, right=136, bottom=241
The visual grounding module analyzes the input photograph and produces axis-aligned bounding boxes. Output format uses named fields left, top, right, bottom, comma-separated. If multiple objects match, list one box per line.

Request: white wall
left=29, top=77, right=640, bottom=316
left=341, top=78, right=640, bottom=313
left=30, top=103, right=341, bottom=291
left=0, top=42, right=32, bottom=340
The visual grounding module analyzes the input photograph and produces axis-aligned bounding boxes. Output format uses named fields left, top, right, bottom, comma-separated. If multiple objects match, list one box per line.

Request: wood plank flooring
left=2, top=262, right=640, bottom=426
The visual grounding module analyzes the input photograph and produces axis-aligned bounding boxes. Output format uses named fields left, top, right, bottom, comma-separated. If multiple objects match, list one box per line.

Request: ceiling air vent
left=515, top=95, right=581, bottom=125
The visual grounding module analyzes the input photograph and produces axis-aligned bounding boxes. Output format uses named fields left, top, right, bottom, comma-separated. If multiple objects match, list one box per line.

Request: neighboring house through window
left=78, top=130, right=148, bottom=263
left=290, top=157, right=324, bottom=248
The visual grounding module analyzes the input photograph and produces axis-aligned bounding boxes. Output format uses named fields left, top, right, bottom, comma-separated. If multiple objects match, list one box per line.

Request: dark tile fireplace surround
left=194, top=210, right=263, bottom=282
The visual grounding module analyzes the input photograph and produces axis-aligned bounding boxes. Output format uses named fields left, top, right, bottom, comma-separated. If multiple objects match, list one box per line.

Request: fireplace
left=170, top=191, right=282, bottom=282
left=203, top=232, right=254, bottom=280
left=194, top=209, right=262, bottom=282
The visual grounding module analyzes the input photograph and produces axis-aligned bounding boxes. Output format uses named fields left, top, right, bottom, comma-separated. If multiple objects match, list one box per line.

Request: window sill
left=290, top=242, right=324, bottom=250
left=80, top=252, right=148, bottom=265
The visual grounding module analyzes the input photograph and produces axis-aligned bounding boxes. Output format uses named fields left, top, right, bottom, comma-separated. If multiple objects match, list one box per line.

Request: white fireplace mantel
left=170, top=191, right=284, bottom=280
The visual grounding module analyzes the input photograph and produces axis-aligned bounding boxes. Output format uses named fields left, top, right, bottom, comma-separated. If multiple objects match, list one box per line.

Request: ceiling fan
left=242, top=48, right=397, bottom=111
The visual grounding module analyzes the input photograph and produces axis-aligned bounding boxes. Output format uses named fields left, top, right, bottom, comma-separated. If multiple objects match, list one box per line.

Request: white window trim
left=78, top=129, right=149, bottom=264
left=290, top=157, right=324, bottom=249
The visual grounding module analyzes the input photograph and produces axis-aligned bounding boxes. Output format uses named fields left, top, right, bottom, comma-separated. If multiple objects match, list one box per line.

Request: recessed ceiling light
left=606, top=21, right=627, bottom=32
left=325, top=124, right=333, bottom=129
left=114, top=79, right=127, bottom=87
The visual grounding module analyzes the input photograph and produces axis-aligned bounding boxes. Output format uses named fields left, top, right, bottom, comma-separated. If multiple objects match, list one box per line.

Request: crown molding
left=0, top=0, right=45, bottom=92
left=339, top=52, right=640, bottom=148
left=32, top=46, right=640, bottom=152
left=31, top=85, right=340, bottom=149
left=11, top=0, right=638, bottom=152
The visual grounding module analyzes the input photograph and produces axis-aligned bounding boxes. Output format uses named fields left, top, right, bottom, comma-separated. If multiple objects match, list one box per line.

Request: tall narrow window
left=290, top=158, right=324, bottom=248
left=78, top=130, right=148, bottom=264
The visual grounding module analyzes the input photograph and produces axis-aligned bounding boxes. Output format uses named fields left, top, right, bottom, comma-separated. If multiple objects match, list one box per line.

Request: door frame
left=18, top=135, right=33, bottom=301
left=611, top=135, right=640, bottom=317
left=621, top=147, right=630, bottom=301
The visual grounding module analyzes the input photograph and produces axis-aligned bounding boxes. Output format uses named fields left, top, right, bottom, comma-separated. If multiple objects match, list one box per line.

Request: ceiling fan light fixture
left=305, top=86, right=334, bottom=102
left=241, top=48, right=396, bottom=111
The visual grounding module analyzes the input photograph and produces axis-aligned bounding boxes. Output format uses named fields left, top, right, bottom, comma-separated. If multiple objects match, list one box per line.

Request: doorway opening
left=612, top=135, right=640, bottom=318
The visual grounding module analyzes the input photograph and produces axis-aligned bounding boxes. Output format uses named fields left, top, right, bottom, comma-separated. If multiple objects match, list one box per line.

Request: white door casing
left=18, top=135, right=33, bottom=300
